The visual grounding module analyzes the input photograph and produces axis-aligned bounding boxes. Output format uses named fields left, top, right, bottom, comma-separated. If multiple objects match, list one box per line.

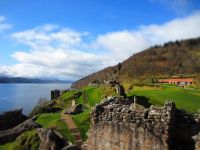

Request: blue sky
left=1, top=0, right=199, bottom=33
left=0, top=0, right=200, bottom=80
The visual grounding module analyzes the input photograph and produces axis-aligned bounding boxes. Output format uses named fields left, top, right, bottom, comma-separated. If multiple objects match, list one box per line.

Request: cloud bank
left=0, top=15, right=11, bottom=33
left=1, top=12, right=200, bottom=80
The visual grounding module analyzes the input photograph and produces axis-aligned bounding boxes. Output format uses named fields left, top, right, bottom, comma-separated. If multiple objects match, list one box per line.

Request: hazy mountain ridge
left=72, top=37, right=200, bottom=88
left=0, top=77, right=72, bottom=83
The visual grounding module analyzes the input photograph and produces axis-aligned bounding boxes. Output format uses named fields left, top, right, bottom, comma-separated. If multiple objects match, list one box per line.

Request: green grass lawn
left=60, top=90, right=77, bottom=102
left=80, top=84, right=200, bottom=113
left=77, top=85, right=116, bottom=106
left=35, top=112, right=75, bottom=143
left=128, top=85, right=200, bottom=113
left=75, top=86, right=103, bottom=106
left=85, top=87, right=103, bottom=106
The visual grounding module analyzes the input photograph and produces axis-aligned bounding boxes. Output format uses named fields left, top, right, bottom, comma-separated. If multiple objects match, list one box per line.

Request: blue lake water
left=0, top=83, right=71, bottom=115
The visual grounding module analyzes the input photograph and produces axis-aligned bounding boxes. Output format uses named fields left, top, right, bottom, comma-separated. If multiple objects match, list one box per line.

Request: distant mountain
left=72, top=37, right=200, bottom=88
left=0, top=77, right=72, bottom=83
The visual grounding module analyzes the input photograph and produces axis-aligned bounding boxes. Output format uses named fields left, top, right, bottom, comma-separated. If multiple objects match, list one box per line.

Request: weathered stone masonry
left=86, top=97, right=200, bottom=150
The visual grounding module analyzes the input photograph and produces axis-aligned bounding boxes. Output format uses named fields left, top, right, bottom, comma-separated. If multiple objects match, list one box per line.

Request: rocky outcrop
left=193, top=133, right=200, bottom=150
left=0, top=116, right=41, bottom=144
left=115, top=84, right=126, bottom=97
left=106, top=80, right=126, bottom=97
left=73, top=92, right=82, bottom=99
left=29, top=100, right=62, bottom=117
left=37, top=128, right=68, bottom=150
left=37, top=128, right=82, bottom=150
left=0, top=109, right=27, bottom=131
left=86, top=97, right=200, bottom=150
left=65, top=104, right=83, bottom=115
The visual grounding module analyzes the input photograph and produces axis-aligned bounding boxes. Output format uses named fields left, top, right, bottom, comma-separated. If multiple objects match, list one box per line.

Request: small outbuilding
left=159, top=78, right=193, bottom=86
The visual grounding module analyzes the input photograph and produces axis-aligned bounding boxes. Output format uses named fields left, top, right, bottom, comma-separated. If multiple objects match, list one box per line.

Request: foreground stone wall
left=86, top=97, right=200, bottom=150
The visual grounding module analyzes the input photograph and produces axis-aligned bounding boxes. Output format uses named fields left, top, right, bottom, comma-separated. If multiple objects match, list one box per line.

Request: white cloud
left=3, top=25, right=110, bottom=80
left=95, top=12, right=200, bottom=59
left=150, top=0, right=192, bottom=15
left=95, top=31, right=152, bottom=60
left=11, top=24, right=84, bottom=49
left=0, top=15, right=11, bottom=33
left=1, top=12, right=200, bottom=80
left=139, top=12, right=200, bottom=42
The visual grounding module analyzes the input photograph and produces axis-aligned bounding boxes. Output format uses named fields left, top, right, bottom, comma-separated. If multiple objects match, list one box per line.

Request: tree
left=117, top=63, right=121, bottom=72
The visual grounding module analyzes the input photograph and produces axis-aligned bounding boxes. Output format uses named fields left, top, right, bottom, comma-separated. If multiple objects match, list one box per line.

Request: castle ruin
left=86, top=97, right=200, bottom=150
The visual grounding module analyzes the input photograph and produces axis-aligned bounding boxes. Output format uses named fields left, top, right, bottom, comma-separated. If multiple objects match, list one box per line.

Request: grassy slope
left=35, top=112, right=74, bottom=143
left=72, top=86, right=107, bottom=140
left=72, top=108, right=91, bottom=141
left=76, top=86, right=115, bottom=106
left=128, top=85, right=200, bottom=113
left=59, top=90, right=79, bottom=108
left=84, top=87, right=103, bottom=106
left=0, top=113, right=75, bottom=148
left=60, top=90, right=77, bottom=102
left=0, top=130, right=40, bottom=150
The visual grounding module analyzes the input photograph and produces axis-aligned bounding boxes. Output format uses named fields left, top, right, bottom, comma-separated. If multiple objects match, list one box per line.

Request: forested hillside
left=72, top=37, right=200, bottom=88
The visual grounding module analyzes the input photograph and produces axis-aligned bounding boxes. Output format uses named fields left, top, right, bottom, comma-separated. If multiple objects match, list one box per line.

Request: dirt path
left=61, top=112, right=83, bottom=145
left=61, top=113, right=77, bottom=129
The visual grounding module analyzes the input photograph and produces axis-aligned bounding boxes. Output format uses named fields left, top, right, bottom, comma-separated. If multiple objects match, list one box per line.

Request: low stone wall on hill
left=86, top=97, right=200, bottom=150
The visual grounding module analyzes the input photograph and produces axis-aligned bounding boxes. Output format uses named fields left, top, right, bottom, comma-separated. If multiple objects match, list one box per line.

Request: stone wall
left=86, top=97, right=200, bottom=150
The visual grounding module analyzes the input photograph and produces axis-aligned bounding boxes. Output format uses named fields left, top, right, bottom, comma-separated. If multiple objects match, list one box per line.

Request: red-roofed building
left=159, top=78, right=193, bottom=86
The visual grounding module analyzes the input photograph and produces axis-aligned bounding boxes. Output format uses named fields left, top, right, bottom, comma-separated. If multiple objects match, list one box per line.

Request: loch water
left=0, top=83, right=71, bottom=115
